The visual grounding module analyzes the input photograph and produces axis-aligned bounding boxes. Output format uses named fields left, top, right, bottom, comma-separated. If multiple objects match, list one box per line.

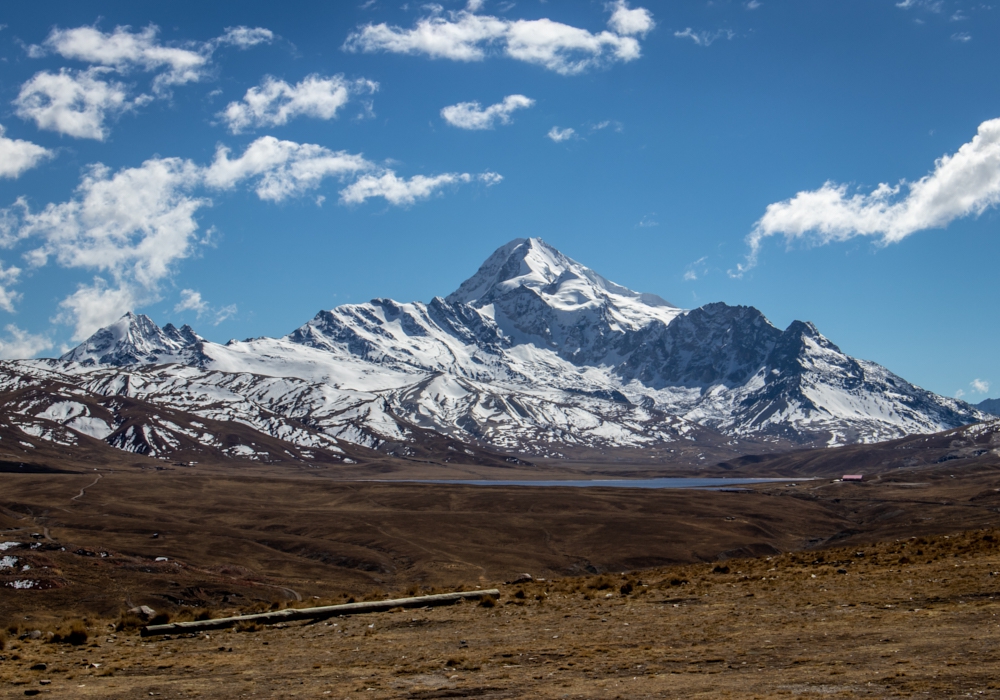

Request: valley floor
left=3, top=528, right=1000, bottom=698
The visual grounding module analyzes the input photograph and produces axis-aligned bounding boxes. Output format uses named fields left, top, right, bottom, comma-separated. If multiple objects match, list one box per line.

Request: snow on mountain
left=60, top=312, right=207, bottom=367
left=16, top=237, right=989, bottom=462
left=447, top=238, right=683, bottom=365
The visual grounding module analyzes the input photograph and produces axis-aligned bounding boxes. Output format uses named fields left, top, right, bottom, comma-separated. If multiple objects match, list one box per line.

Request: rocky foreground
left=3, top=528, right=1000, bottom=698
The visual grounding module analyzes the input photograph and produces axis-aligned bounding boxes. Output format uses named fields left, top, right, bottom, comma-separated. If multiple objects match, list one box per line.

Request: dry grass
left=3, top=527, right=1000, bottom=698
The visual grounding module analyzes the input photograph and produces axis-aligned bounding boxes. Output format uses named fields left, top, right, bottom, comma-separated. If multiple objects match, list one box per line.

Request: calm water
left=373, top=478, right=800, bottom=490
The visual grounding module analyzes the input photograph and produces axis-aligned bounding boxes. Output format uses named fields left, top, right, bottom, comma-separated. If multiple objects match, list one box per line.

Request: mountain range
left=0, top=238, right=988, bottom=465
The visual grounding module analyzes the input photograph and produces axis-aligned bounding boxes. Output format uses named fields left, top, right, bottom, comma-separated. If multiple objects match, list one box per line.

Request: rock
left=129, top=605, right=157, bottom=621
left=30, top=662, right=47, bottom=671
left=508, top=573, right=533, bottom=584
left=26, top=630, right=42, bottom=640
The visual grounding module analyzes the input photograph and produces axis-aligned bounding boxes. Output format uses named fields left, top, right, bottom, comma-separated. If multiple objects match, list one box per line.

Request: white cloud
left=58, top=280, right=146, bottom=340
left=30, top=23, right=273, bottom=95
left=607, top=1, right=655, bottom=36
left=34, top=24, right=208, bottom=92
left=955, top=388, right=966, bottom=399
left=205, top=136, right=373, bottom=201
left=0, top=262, right=21, bottom=313
left=7, top=157, right=207, bottom=339
left=175, top=288, right=209, bottom=315
left=0, top=125, right=53, bottom=177
left=547, top=126, right=575, bottom=142
left=215, top=26, right=275, bottom=49
left=14, top=68, right=146, bottom=140
left=441, top=94, right=534, bottom=129
left=674, top=28, right=735, bottom=47
left=636, top=213, right=657, bottom=228
left=174, top=288, right=235, bottom=325
left=972, top=378, right=990, bottom=394
left=951, top=32, right=972, bottom=42
left=736, top=117, right=1000, bottom=275
left=466, top=0, right=486, bottom=11
left=221, top=74, right=378, bottom=133
left=340, top=170, right=500, bottom=205
left=745, top=0, right=762, bottom=8
left=0, top=324, right=53, bottom=359
left=343, top=5, right=651, bottom=75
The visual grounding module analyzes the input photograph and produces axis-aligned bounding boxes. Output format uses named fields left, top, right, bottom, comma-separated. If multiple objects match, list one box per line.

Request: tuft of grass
left=115, top=611, right=145, bottom=632
left=235, top=621, right=262, bottom=633
left=148, top=612, right=170, bottom=626
left=0, top=629, right=6, bottom=651
left=50, top=620, right=88, bottom=646
left=478, top=596, right=496, bottom=608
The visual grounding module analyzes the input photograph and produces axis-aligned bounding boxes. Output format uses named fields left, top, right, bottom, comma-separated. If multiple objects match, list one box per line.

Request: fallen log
left=141, top=589, right=500, bottom=637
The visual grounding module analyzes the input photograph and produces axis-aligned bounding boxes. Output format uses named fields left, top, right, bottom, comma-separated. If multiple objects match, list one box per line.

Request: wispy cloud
left=174, top=289, right=237, bottom=325
left=674, top=28, right=735, bottom=47
left=951, top=32, right=972, bottom=42
left=683, top=256, right=708, bottom=281
left=441, top=94, right=534, bottom=130
left=734, top=116, right=1000, bottom=276
left=340, top=171, right=501, bottom=205
left=343, top=2, right=653, bottom=75
left=220, top=74, right=378, bottom=133
left=971, top=378, right=990, bottom=394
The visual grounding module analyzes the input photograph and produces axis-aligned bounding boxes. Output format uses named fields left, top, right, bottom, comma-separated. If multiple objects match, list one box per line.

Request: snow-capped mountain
left=60, top=312, right=207, bottom=367
left=7, top=237, right=986, bottom=462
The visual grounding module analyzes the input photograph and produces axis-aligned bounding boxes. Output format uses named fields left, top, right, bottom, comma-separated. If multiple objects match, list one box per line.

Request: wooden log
left=141, top=589, right=500, bottom=637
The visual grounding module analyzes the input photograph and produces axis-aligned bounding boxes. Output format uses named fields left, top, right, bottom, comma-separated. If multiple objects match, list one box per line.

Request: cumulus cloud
left=174, top=288, right=208, bottom=315
left=214, top=26, right=275, bottom=49
left=340, top=170, right=500, bottom=205
left=735, top=117, right=1000, bottom=275
left=0, top=133, right=495, bottom=334
left=0, top=125, right=53, bottom=177
left=14, top=68, right=146, bottom=140
left=971, top=378, right=990, bottom=394
left=220, top=74, right=378, bottom=133
left=6, top=157, right=207, bottom=339
left=607, top=0, right=655, bottom=36
left=343, top=4, right=652, bottom=75
left=0, top=324, right=53, bottom=360
left=674, top=28, right=735, bottom=47
left=441, top=94, right=534, bottom=129
left=547, top=126, right=575, bottom=142
left=205, top=136, right=373, bottom=201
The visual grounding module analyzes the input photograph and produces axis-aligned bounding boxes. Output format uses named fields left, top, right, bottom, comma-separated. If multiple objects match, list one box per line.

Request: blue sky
left=0, top=0, right=997, bottom=401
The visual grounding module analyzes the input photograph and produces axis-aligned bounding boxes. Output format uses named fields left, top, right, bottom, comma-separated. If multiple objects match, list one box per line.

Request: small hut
left=842, top=474, right=863, bottom=482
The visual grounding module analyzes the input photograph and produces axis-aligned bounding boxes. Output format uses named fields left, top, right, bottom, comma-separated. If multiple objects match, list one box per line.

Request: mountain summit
left=60, top=312, right=206, bottom=367
left=46, top=238, right=987, bottom=457
left=447, top=238, right=683, bottom=364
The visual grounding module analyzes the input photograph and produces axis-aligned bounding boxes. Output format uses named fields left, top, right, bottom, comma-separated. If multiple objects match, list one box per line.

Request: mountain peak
left=448, top=237, right=676, bottom=311
left=61, top=312, right=206, bottom=367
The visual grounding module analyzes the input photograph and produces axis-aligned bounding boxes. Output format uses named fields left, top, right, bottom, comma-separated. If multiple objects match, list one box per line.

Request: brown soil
left=3, top=528, right=1000, bottom=698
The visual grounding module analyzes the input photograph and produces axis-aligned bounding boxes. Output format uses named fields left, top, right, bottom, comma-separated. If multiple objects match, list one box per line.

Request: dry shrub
left=195, top=609, right=215, bottom=621
left=0, top=629, right=6, bottom=651
left=50, top=620, right=88, bottom=645
left=149, top=612, right=170, bottom=626
left=116, top=611, right=145, bottom=631
left=235, top=620, right=262, bottom=633
left=478, top=596, right=496, bottom=608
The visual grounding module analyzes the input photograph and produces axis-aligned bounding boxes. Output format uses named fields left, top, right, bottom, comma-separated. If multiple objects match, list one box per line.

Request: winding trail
left=71, top=473, right=102, bottom=502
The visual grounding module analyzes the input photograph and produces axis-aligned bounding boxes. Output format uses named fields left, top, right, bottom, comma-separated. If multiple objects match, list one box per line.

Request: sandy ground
left=3, top=528, right=1000, bottom=699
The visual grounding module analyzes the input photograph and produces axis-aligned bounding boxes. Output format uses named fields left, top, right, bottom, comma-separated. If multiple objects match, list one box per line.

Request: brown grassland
left=2, top=446, right=1000, bottom=698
